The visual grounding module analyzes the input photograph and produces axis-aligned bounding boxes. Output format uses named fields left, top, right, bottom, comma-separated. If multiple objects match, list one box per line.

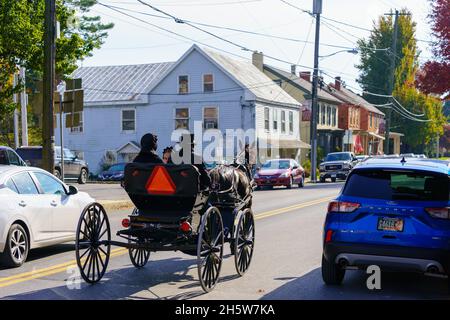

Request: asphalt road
left=0, top=182, right=449, bottom=300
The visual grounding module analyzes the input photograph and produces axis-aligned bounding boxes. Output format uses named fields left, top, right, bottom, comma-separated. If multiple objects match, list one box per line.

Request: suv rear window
left=343, top=170, right=449, bottom=201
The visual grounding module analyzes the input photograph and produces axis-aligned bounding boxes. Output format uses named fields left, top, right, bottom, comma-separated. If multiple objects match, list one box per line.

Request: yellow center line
left=0, top=195, right=335, bottom=288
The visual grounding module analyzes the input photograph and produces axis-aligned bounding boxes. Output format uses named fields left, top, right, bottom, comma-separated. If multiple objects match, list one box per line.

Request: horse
left=209, top=164, right=252, bottom=203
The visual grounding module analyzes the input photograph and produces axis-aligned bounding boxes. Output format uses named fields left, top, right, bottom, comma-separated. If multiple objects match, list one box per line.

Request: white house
left=56, top=45, right=306, bottom=174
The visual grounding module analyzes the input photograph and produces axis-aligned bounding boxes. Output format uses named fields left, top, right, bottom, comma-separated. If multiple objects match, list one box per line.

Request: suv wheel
left=0, top=224, right=29, bottom=267
left=54, top=168, right=61, bottom=179
left=78, top=168, right=88, bottom=184
left=321, top=254, right=345, bottom=285
left=331, top=177, right=337, bottom=183
left=320, top=177, right=326, bottom=183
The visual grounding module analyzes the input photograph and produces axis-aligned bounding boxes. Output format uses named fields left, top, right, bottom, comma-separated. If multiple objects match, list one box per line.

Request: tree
left=356, top=9, right=446, bottom=152
left=416, top=0, right=450, bottom=98
left=0, top=0, right=113, bottom=146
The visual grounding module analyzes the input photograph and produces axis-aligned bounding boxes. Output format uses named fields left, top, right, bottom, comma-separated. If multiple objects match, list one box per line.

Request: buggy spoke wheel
left=197, top=207, right=224, bottom=293
left=75, top=203, right=111, bottom=284
left=128, top=237, right=150, bottom=268
left=234, top=209, right=255, bottom=276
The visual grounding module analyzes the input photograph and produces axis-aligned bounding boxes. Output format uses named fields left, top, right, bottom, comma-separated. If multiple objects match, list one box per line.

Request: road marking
left=0, top=195, right=335, bottom=288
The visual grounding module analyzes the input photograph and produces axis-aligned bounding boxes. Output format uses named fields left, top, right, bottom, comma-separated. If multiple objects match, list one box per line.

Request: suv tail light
left=425, top=207, right=450, bottom=219
left=327, top=200, right=360, bottom=213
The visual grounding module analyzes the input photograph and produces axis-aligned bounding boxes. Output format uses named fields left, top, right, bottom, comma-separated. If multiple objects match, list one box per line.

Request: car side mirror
left=292, top=165, right=298, bottom=169
left=256, top=167, right=260, bottom=171
left=68, top=185, right=78, bottom=195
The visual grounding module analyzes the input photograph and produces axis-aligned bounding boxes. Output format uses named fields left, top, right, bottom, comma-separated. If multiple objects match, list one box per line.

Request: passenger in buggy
left=133, top=133, right=163, bottom=164
left=162, top=146, right=174, bottom=164
left=178, top=133, right=211, bottom=190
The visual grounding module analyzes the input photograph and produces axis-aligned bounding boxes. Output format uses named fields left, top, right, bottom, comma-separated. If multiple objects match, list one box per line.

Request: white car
left=0, top=165, right=94, bottom=267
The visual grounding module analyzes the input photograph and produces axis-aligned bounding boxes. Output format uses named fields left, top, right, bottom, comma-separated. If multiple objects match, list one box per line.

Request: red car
left=254, top=159, right=305, bottom=189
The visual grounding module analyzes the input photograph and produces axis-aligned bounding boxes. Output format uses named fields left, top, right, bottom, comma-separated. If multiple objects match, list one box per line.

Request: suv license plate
left=377, top=217, right=404, bottom=232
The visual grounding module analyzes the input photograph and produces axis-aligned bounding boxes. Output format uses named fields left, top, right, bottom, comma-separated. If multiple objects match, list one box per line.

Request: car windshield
left=109, top=164, right=125, bottom=171
left=261, top=160, right=290, bottom=169
left=343, top=169, right=449, bottom=201
left=325, top=153, right=351, bottom=161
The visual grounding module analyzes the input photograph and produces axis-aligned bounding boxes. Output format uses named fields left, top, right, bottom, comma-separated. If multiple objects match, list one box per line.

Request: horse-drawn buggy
left=74, top=162, right=255, bottom=292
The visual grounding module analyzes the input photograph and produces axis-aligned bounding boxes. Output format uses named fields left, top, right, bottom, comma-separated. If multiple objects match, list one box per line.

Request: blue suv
left=322, top=157, right=450, bottom=289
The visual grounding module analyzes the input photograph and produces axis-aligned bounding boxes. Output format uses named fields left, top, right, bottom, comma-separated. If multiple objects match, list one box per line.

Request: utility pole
left=20, top=67, right=28, bottom=146
left=310, top=0, right=322, bottom=183
left=42, top=0, right=56, bottom=173
left=384, top=10, right=410, bottom=154
left=13, top=73, right=20, bottom=148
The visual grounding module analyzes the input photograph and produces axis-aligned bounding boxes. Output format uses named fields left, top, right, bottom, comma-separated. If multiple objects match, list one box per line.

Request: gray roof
left=202, top=48, right=301, bottom=106
left=73, top=62, right=174, bottom=105
left=264, top=65, right=342, bottom=105
left=327, top=84, right=384, bottom=115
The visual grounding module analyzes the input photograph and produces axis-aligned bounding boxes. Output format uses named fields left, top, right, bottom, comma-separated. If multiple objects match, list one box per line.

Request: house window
left=289, top=111, right=293, bottom=133
left=203, top=74, right=214, bottom=93
left=273, top=109, right=278, bottom=131
left=264, top=107, right=270, bottom=131
left=121, top=109, right=135, bottom=132
left=281, top=111, right=286, bottom=133
left=321, top=105, right=326, bottom=125
left=69, top=111, right=83, bottom=133
left=370, top=113, right=373, bottom=128
left=332, top=108, right=337, bottom=127
left=204, top=107, right=218, bottom=129
left=327, top=106, right=331, bottom=126
left=178, top=75, right=189, bottom=94
left=175, top=108, right=189, bottom=130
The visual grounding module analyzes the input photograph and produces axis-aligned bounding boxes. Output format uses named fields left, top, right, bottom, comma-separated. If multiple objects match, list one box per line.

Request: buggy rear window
left=343, top=169, right=449, bottom=201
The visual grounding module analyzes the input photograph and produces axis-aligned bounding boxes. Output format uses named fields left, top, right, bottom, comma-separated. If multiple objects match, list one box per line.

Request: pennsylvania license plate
left=377, top=217, right=404, bottom=232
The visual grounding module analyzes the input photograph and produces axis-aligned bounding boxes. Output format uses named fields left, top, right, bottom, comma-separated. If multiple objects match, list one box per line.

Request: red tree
left=416, top=0, right=450, bottom=98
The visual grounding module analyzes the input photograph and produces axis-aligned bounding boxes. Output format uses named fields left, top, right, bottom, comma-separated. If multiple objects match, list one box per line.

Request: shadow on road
left=1, top=255, right=241, bottom=300
left=261, top=268, right=449, bottom=300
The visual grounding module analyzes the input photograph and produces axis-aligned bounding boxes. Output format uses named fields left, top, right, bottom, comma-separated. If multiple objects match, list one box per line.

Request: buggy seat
left=123, top=163, right=206, bottom=222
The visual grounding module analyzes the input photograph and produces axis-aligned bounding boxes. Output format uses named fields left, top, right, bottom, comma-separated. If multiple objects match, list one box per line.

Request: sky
left=81, top=0, right=434, bottom=94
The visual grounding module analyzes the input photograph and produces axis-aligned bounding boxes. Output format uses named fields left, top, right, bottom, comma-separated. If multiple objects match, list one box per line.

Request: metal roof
left=202, top=48, right=301, bottom=107
left=264, top=65, right=343, bottom=104
left=72, top=62, right=174, bottom=105
left=327, top=84, right=384, bottom=116
left=354, top=158, right=450, bottom=175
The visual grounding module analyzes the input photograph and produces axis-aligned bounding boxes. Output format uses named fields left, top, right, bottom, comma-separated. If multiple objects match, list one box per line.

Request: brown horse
left=209, top=164, right=252, bottom=202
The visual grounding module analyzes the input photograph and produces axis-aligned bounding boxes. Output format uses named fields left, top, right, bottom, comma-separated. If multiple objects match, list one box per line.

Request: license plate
left=377, top=217, right=404, bottom=232
left=331, top=173, right=337, bottom=178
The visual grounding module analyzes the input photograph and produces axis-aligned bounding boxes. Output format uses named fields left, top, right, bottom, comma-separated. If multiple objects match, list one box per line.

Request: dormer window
left=203, top=74, right=214, bottom=92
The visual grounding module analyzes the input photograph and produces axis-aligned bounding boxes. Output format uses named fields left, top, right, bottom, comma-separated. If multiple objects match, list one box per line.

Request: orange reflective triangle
left=145, top=166, right=176, bottom=195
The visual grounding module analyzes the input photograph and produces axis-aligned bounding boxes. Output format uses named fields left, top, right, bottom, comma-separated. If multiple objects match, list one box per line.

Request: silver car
left=0, top=165, right=94, bottom=267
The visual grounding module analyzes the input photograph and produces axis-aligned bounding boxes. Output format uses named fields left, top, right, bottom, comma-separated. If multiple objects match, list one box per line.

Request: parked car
left=16, top=146, right=89, bottom=184
left=321, top=157, right=450, bottom=290
left=0, top=165, right=94, bottom=267
left=0, top=146, right=27, bottom=167
left=319, top=152, right=358, bottom=182
left=98, top=163, right=126, bottom=181
left=254, top=159, right=305, bottom=189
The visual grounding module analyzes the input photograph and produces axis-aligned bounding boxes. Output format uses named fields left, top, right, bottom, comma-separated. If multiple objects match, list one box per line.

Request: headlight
left=254, top=173, right=259, bottom=178
left=279, top=172, right=290, bottom=178
left=343, top=163, right=351, bottom=169
left=319, top=165, right=325, bottom=171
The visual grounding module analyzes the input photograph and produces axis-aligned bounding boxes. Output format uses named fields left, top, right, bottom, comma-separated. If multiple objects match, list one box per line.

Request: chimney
left=299, top=71, right=311, bottom=82
left=252, top=51, right=264, bottom=71
left=335, top=76, right=341, bottom=91
left=290, top=65, right=296, bottom=75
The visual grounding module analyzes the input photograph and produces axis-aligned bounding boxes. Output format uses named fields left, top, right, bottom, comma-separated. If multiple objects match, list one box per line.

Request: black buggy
left=74, top=162, right=255, bottom=292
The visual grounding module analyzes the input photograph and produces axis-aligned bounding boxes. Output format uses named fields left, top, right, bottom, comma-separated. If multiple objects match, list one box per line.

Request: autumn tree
left=0, top=0, right=113, bottom=146
left=416, top=0, right=450, bottom=98
left=356, top=9, right=446, bottom=153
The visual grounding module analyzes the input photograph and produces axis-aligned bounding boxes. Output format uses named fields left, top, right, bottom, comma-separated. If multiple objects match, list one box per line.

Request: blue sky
left=82, top=0, right=434, bottom=93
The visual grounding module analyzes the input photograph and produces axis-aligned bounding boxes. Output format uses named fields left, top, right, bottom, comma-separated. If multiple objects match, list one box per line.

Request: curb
left=98, top=199, right=134, bottom=211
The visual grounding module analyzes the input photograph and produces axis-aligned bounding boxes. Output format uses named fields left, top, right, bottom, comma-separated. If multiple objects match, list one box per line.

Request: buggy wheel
left=197, top=206, right=224, bottom=293
left=234, top=209, right=255, bottom=276
left=128, top=238, right=150, bottom=268
left=75, top=203, right=111, bottom=284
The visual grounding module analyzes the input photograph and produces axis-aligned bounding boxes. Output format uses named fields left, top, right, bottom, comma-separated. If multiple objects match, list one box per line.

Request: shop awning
left=368, top=132, right=385, bottom=140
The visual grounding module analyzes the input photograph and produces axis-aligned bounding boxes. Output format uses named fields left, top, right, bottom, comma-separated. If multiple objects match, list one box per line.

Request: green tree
left=356, top=9, right=445, bottom=152
left=0, top=0, right=113, bottom=146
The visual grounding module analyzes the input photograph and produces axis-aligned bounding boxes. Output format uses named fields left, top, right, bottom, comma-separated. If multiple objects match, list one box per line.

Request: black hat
left=141, top=133, right=158, bottom=150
